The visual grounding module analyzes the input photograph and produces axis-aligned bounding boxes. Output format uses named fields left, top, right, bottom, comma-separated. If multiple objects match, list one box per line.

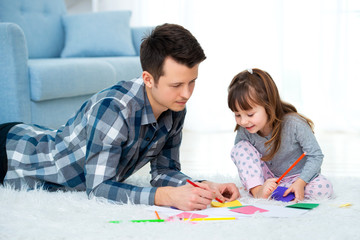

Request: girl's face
left=234, top=102, right=272, bottom=136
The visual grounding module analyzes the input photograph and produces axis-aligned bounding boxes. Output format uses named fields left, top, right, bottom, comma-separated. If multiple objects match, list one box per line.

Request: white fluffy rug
left=1, top=174, right=359, bottom=240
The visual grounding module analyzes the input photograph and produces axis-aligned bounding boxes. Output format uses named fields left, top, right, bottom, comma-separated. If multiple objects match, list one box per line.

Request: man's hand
left=154, top=184, right=214, bottom=211
left=283, top=178, right=306, bottom=201
left=201, top=181, right=240, bottom=202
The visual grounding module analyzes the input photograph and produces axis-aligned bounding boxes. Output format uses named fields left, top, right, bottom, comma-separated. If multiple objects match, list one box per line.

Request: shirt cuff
left=135, top=186, right=158, bottom=205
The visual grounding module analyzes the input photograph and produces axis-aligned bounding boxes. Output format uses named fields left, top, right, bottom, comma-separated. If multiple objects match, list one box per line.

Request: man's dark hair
left=140, top=23, right=206, bottom=83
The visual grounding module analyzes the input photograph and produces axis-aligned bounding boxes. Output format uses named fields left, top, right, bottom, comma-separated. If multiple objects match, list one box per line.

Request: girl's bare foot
left=250, top=178, right=278, bottom=198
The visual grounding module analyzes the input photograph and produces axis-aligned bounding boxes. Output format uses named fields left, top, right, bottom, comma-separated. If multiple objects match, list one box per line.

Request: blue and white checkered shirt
left=4, top=77, right=190, bottom=205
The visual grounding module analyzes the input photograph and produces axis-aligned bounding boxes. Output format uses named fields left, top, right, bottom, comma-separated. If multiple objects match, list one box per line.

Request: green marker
left=109, top=219, right=165, bottom=223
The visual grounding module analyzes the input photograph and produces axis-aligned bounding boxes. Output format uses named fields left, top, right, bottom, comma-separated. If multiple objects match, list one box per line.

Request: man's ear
left=142, top=71, right=154, bottom=88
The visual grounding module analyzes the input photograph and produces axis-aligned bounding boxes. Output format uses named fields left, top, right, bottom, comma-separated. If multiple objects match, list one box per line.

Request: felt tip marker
left=186, top=179, right=224, bottom=203
left=109, top=219, right=165, bottom=223
left=155, top=211, right=160, bottom=220
left=276, top=152, right=307, bottom=184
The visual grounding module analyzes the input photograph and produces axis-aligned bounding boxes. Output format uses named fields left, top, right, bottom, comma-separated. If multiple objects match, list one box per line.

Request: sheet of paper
left=231, top=206, right=268, bottom=214
left=286, top=203, right=319, bottom=209
left=187, top=207, right=249, bottom=218
left=211, top=200, right=242, bottom=208
left=147, top=205, right=249, bottom=218
left=271, top=186, right=295, bottom=202
left=147, top=202, right=309, bottom=219
left=254, top=204, right=309, bottom=218
left=147, top=206, right=183, bottom=216
left=173, top=212, right=208, bottom=219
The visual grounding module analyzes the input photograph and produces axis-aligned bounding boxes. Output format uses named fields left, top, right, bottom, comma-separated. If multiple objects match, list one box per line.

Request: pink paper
left=231, top=206, right=268, bottom=215
left=175, top=212, right=208, bottom=219
left=167, top=212, right=208, bottom=221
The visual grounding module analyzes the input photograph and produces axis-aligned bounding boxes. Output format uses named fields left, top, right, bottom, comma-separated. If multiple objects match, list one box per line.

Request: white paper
left=147, top=204, right=309, bottom=219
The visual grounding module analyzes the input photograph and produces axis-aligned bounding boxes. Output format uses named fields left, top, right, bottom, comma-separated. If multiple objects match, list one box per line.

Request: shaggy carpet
left=1, top=174, right=359, bottom=240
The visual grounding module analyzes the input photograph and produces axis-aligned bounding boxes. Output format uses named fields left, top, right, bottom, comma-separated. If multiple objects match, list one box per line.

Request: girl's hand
left=284, top=178, right=307, bottom=201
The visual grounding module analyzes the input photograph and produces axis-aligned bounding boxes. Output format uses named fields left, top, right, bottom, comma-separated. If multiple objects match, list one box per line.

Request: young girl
left=228, top=68, right=333, bottom=201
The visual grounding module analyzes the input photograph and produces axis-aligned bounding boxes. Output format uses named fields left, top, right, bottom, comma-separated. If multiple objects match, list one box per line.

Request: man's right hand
left=154, top=184, right=214, bottom=211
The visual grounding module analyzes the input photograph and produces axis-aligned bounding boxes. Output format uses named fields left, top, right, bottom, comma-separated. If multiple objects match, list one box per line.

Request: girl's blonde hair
left=227, top=68, right=314, bottom=161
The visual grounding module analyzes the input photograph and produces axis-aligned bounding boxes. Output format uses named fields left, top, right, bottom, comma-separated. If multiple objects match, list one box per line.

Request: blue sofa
left=0, top=0, right=150, bottom=128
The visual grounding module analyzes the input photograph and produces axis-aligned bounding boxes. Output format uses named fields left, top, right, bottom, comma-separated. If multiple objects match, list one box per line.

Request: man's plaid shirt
left=4, top=77, right=190, bottom=205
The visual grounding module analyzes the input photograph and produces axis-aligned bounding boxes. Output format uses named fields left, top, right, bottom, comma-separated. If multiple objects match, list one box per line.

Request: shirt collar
left=140, top=84, right=173, bottom=131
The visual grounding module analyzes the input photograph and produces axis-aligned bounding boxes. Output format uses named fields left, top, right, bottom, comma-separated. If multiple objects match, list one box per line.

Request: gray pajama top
left=234, top=114, right=323, bottom=182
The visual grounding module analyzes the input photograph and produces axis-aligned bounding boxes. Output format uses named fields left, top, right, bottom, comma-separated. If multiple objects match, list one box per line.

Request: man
left=0, top=24, right=240, bottom=211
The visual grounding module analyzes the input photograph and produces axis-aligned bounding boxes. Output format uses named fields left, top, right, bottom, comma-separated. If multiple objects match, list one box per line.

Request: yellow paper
left=211, top=200, right=242, bottom=208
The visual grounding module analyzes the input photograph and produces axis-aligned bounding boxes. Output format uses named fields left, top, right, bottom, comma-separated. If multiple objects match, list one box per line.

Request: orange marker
left=186, top=179, right=224, bottom=203
left=276, top=152, right=307, bottom=184
left=155, top=211, right=160, bottom=220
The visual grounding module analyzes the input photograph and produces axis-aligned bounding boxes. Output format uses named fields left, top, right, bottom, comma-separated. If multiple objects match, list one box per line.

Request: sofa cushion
left=0, top=0, right=66, bottom=58
left=97, top=57, right=143, bottom=82
left=61, top=11, right=136, bottom=58
left=131, top=27, right=152, bottom=56
left=28, top=58, right=117, bottom=102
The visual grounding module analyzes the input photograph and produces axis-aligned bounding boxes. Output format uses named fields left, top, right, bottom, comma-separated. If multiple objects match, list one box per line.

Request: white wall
left=65, top=0, right=360, bottom=133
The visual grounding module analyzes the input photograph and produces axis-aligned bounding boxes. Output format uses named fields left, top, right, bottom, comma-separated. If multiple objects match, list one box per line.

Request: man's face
left=144, top=57, right=199, bottom=118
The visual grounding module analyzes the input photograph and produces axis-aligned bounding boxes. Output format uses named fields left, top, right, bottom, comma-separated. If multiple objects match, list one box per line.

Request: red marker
left=276, top=152, right=307, bottom=184
left=186, top=179, right=224, bottom=203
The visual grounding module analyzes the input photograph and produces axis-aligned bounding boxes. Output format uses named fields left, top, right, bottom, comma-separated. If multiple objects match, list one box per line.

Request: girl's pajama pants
left=230, top=140, right=333, bottom=199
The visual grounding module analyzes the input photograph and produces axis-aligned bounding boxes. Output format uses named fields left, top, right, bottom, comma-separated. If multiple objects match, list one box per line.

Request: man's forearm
left=154, top=186, right=175, bottom=206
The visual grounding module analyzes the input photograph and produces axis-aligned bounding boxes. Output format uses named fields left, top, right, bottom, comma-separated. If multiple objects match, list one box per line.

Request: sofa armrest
left=0, top=23, right=31, bottom=123
left=131, top=26, right=153, bottom=56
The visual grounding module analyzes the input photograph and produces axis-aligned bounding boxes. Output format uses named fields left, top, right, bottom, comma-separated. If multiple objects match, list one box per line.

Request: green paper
left=286, top=203, right=319, bottom=209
